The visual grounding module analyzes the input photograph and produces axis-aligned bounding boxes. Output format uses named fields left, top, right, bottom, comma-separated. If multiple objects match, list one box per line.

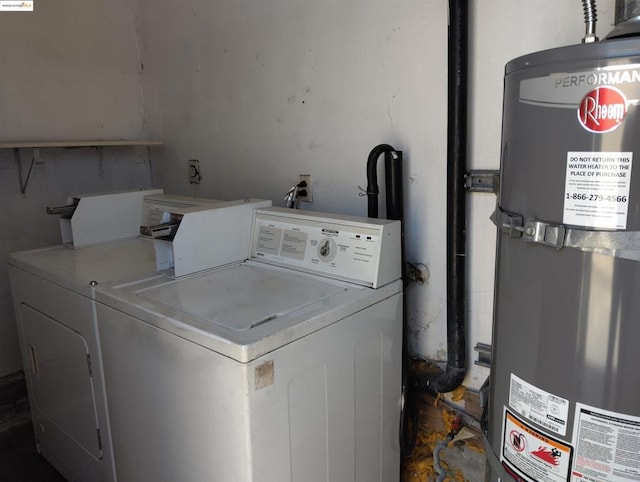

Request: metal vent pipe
left=607, top=0, right=640, bottom=38
left=615, top=0, right=640, bottom=23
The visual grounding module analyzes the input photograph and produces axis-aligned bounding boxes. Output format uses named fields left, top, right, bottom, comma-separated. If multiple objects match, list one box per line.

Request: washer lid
left=97, top=262, right=402, bottom=362
left=137, top=263, right=345, bottom=331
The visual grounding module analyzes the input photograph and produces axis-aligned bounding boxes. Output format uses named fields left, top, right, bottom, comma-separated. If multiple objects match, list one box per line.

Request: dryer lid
left=9, top=238, right=157, bottom=297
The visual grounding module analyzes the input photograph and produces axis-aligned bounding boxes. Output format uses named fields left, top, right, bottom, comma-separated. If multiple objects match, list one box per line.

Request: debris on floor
left=401, top=389, right=487, bottom=482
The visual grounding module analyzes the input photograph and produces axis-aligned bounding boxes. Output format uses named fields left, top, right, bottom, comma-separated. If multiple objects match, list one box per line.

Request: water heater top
left=505, top=36, right=640, bottom=76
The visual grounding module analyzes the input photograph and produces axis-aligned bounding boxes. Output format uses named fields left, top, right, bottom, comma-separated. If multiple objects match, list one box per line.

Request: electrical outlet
left=188, top=159, right=201, bottom=184
left=298, top=174, right=312, bottom=202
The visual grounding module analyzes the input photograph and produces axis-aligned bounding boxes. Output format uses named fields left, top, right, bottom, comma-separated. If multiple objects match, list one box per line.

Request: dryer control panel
left=250, top=207, right=401, bottom=288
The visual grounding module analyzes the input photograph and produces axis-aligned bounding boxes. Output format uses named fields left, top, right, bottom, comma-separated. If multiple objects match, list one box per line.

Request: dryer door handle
left=28, top=344, right=39, bottom=377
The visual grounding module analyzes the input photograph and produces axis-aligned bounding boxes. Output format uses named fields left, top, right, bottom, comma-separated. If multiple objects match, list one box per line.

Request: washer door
left=20, top=304, right=102, bottom=459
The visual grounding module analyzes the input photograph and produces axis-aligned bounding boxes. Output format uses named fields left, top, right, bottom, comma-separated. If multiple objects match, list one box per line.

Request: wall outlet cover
left=188, top=159, right=201, bottom=184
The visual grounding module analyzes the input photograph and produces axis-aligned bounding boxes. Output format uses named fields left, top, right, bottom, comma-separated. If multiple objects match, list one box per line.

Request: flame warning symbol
left=531, top=446, right=562, bottom=466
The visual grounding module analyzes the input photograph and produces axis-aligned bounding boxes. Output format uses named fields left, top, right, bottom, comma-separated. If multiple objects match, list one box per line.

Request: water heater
left=488, top=34, right=640, bottom=482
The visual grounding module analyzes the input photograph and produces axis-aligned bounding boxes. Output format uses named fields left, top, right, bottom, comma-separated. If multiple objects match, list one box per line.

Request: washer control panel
left=250, top=207, right=401, bottom=288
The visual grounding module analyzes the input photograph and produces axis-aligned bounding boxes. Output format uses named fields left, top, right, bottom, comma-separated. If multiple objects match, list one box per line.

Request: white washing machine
left=95, top=207, right=403, bottom=482
left=7, top=191, right=271, bottom=482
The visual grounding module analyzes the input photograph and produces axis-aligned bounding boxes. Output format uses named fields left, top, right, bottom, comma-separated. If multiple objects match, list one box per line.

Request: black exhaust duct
left=423, top=0, right=468, bottom=394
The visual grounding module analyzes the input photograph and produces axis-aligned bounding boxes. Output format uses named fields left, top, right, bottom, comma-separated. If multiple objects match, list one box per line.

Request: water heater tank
left=489, top=37, right=640, bottom=482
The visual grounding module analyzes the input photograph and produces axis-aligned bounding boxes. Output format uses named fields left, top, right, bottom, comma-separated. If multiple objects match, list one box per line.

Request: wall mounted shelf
left=1, top=140, right=163, bottom=194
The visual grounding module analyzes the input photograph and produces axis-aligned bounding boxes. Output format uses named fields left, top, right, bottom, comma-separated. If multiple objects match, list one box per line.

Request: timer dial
left=317, top=238, right=337, bottom=262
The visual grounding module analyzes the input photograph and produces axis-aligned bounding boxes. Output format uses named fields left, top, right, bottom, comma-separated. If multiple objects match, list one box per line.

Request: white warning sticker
left=563, top=151, right=633, bottom=229
left=571, top=403, right=640, bottom=482
left=510, top=374, right=570, bottom=436
left=502, top=408, right=573, bottom=482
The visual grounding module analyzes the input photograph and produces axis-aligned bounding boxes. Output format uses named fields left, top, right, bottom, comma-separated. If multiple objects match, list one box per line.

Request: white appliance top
left=149, top=198, right=272, bottom=277
left=96, top=263, right=401, bottom=362
left=141, top=193, right=224, bottom=225
left=139, top=263, right=344, bottom=331
left=54, top=190, right=228, bottom=248
left=58, top=188, right=164, bottom=247
left=9, top=195, right=265, bottom=297
left=9, top=238, right=157, bottom=298
left=96, top=208, right=403, bottom=362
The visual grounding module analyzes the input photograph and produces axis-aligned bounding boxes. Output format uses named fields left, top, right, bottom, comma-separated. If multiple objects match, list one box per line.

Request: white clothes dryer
left=95, top=207, right=404, bottom=482
left=8, top=192, right=270, bottom=481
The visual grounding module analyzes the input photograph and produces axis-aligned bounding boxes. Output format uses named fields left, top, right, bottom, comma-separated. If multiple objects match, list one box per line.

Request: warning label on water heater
left=510, top=374, right=570, bottom=436
left=571, top=403, right=640, bottom=482
left=564, top=151, right=633, bottom=229
left=502, top=409, right=573, bottom=482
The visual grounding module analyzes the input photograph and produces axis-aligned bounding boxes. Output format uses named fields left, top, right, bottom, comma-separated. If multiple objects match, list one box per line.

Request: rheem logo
left=578, top=86, right=628, bottom=133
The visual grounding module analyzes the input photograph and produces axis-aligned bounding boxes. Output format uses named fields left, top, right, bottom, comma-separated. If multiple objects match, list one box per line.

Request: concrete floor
left=1, top=371, right=490, bottom=482
left=0, top=423, right=65, bottom=482
left=0, top=374, right=65, bottom=482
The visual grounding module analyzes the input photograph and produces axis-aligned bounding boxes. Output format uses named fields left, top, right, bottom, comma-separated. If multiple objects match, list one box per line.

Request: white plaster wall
left=137, top=0, right=616, bottom=391
left=0, top=0, right=145, bottom=139
left=0, top=1, right=617, bottom=385
left=0, top=1, right=151, bottom=376
left=137, top=0, right=449, bottom=366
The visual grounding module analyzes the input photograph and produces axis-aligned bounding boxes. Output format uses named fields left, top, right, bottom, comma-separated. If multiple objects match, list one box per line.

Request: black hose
left=365, top=143, right=405, bottom=288
left=385, top=150, right=404, bottom=221
left=400, top=396, right=418, bottom=457
left=365, top=143, right=412, bottom=457
left=366, top=143, right=396, bottom=218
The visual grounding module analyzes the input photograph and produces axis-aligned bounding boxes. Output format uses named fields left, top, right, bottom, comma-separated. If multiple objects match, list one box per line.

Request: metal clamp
left=492, top=205, right=640, bottom=262
left=522, top=220, right=566, bottom=249
left=491, top=209, right=523, bottom=239
left=493, top=208, right=565, bottom=248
